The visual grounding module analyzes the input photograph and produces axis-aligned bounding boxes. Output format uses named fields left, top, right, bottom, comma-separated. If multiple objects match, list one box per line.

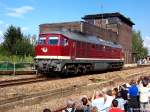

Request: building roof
left=82, top=12, right=135, bottom=26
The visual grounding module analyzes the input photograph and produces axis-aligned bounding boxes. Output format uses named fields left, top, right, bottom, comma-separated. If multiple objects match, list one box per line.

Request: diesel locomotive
left=34, top=29, right=124, bottom=75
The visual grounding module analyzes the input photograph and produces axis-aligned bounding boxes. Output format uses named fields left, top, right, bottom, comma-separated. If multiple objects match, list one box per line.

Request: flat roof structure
left=82, top=12, right=135, bottom=26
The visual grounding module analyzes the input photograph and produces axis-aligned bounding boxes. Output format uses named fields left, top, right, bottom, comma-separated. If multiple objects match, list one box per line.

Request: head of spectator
left=92, top=90, right=104, bottom=100
left=116, top=91, right=122, bottom=98
left=129, top=79, right=136, bottom=85
left=111, top=99, right=118, bottom=107
left=106, top=89, right=112, bottom=96
left=66, top=99, right=75, bottom=108
left=75, top=101, right=84, bottom=112
left=91, top=106, right=98, bottom=112
left=81, top=97, right=88, bottom=106
left=43, top=108, right=51, bottom=112
left=142, top=80, right=148, bottom=87
left=143, top=76, right=149, bottom=81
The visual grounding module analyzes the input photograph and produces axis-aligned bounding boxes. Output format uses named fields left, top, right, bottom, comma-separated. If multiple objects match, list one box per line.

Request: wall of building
left=81, top=22, right=118, bottom=43
left=84, top=17, right=133, bottom=64
left=40, top=22, right=81, bottom=34
left=117, top=22, right=132, bottom=63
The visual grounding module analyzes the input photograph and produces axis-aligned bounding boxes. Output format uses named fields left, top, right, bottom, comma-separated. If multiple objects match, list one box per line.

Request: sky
left=0, top=0, right=150, bottom=52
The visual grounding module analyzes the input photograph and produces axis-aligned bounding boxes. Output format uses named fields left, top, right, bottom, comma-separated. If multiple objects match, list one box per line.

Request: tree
left=2, top=25, right=34, bottom=56
left=3, top=25, right=23, bottom=55
left=15, top=38, right=34, bottom=56
left=132, top=30, right=148, bottom=61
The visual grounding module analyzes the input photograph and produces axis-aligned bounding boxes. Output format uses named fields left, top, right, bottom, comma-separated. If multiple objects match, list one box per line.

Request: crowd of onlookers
left=43, top=76, right=150, bottom=112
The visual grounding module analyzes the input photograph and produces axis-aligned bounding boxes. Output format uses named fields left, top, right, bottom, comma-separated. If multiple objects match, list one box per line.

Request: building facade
left=82, top=12, right=134, bottom=63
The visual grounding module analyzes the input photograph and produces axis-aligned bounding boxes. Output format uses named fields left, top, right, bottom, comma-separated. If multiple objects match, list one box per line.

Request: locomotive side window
left=48, top=37, right=58, bottom=45
left=64, top=39, right=68, bottom=46
left=38, top=37, right=46, bottom=45
left=60, top=38, right=68, bottom=46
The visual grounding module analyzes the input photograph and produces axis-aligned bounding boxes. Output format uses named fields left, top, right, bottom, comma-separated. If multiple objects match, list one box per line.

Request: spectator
left=115, top=92, right=126, bottom=111
left=75, top=101, right=84, bottom=112
left=108, top=99, right=123, bottom=112
left=62, top=99, right=76, bottom=112
left=81, top=96, right=91, bottom=112
left=91, top=90, right=106, bottom=112
left=43, top=108, right=51, bottom=112
left=128, top=80, right=139, bottom=111
left=119, top=84, right=128, bottom=101
left=103, top=89, right=114, bottom=111
left=139, top=80, right=150, bottom=111
left=119, top=85, right=129, bottom=112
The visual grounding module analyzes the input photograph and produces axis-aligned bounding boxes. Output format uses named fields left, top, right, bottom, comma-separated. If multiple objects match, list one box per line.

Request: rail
left=0, top=77, right=48, bottom=87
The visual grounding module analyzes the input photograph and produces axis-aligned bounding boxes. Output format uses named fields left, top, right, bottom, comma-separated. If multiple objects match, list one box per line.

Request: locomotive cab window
left=38, top=37, right=46, bottom=45
left=48, top=37, right=59, bottom=45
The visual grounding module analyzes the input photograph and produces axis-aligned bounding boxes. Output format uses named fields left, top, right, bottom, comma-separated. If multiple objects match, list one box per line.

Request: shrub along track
left=0, top=66, right=150, bottom=112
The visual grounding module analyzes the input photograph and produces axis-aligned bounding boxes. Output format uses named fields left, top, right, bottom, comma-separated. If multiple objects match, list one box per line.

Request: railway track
left=0, top=64, right=149, bottom=88
left=0, top=77, right=49, bottom=88
left=0, top=71, right=148, bottom=112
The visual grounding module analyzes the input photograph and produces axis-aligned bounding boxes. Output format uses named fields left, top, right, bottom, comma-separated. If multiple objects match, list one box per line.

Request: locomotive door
left=70, top=41, right=76, bottom=60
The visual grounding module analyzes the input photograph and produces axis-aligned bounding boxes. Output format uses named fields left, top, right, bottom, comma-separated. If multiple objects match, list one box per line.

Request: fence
left=0, top=61, right=37, bottom=75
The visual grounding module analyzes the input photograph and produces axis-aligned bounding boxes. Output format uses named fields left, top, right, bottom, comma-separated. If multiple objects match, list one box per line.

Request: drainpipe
left=80, top=21, right=83, bottom=32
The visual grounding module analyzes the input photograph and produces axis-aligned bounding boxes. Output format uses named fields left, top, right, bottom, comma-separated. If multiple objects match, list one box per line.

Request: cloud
left=143, top=36, right=150, bottom=53
left=6, top=6, right=34, bottom=18
left=21, top=27, right=29, bottom=32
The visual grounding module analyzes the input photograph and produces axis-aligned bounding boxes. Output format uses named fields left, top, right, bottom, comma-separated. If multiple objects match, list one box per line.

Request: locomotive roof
left=43, top=29, right=122, bottom=48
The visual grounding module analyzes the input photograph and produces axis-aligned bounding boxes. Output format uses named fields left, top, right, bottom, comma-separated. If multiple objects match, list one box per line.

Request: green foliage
left=3, top=25, right=23, bottom=55
left=0, top=54, right=33, bottom=62
left=1, top=25, right=35, bottom=59
left=132, top=30, right=148, bottom=60
left=15, top=37, right=34, bottom=57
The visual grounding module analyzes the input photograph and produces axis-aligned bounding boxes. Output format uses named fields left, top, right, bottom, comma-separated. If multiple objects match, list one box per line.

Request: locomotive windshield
left=48, top=36, right=59, bottom=45
left=38, top=37, right=46, bottom=44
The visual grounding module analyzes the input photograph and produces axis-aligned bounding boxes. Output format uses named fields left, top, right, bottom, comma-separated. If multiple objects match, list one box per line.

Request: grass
left=0, top=55, right=33, bottom=63
left=0, top=55, right=34, bottom=70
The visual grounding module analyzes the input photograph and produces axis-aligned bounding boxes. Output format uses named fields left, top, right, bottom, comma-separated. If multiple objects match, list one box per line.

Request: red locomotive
left=34, top=29, right=124, bottom=75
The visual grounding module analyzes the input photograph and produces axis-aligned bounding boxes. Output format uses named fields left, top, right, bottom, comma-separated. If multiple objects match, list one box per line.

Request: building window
left=108, top=17, right=119, bottom=24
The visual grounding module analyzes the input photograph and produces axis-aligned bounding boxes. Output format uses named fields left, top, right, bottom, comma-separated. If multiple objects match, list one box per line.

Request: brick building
left=82, top=12, right=134, bottom=63
left=39, top=12, right=134, bottom=64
